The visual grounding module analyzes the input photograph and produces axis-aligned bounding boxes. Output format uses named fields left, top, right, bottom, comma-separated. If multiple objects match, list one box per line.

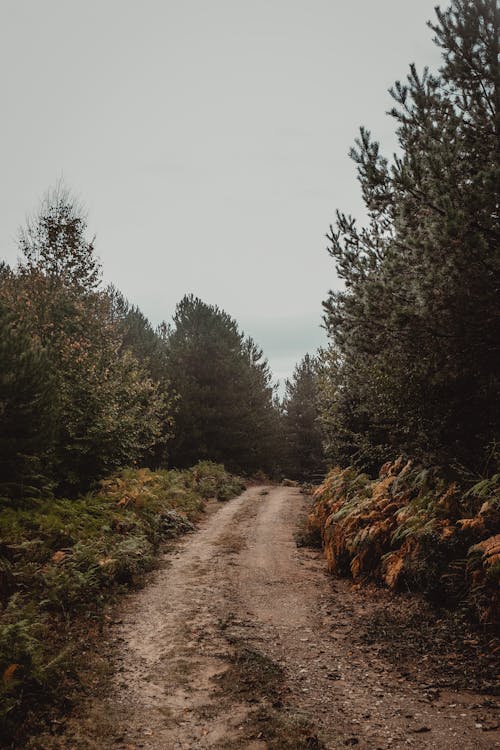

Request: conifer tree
left=108, top=287, right=170, bottom=384
left=282, top=354, right=325, bottom=480
left=0, top=298, right=56, bottom=495
left=321, top=0, right=499, bottom=472
left=165, top=295, right=279, bottom=474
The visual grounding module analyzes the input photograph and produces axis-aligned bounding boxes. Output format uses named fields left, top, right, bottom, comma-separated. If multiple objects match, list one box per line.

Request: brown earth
left=32, top=486, right=499, bottom=750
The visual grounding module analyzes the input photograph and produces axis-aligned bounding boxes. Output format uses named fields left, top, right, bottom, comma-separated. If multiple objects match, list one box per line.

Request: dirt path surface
left=44, top=487, right=499, bottom=749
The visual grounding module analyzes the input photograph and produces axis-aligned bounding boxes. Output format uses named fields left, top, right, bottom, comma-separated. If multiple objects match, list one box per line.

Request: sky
left=0, top=0, right=442, bottom=387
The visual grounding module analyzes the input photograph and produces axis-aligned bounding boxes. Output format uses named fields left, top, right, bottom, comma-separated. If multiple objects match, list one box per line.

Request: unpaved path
left=43, top=486, right=499, bottom=749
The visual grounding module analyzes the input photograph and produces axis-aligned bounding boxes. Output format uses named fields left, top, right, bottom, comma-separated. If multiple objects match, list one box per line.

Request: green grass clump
left=187, top=461, right=246, bottom=501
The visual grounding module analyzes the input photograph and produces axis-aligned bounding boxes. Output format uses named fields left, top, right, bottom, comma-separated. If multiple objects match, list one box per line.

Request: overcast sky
left=1, top=0, right=442, bottom=387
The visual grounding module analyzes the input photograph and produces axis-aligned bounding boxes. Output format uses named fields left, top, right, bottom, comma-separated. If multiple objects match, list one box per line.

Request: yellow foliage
left=308, top=458, right=499, bottom=627
left=471, top=534, right=500, bottom=568
left=457, top=517, right=484, bottom=531
left=3, top=664, right=20, bottom=684
left=3, top=664, right=20, bottom=685
left=440, top=524, right=456, bottom=540
left=371, top=475, right=396, bottom=503
left=350, top=551, right=368, bottom=580
left=383, top=553, right=404, bottom=588
left=379, top=461, right=393, bottom=478
left=437, top=483, right=460, bottom=513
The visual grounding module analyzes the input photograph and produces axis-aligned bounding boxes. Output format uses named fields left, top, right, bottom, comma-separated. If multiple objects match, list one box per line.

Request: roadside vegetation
left=296, top=0, right=500, bottom=634
left=0, top=462, right=245, bottom=745
left=0, top=180, right=274, bottom=742
left=0, top=181, right=269, bottom=743
left=317, top=0, right=499, bottom=477
left=308, top=460, right=499, bottom=626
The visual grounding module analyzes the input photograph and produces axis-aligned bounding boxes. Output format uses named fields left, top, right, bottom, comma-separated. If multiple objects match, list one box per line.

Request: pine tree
left=321, top=0, right=499, bottom=472
left=108, top=287, right=170, bottom=384
left=282, top=354, right=325, bottom=480
left=165, top=295, right=279, bottom=474
left=0, top=299, right=56, bottom=496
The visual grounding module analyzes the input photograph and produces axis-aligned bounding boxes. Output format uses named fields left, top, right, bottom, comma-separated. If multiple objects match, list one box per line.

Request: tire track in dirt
left=39, top=486, right=499, bottom=750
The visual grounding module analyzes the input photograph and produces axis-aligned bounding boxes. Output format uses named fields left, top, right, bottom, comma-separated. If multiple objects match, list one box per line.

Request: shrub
left=309, top=460, right=499, bottom=626
left=187, top=461, right=246, bottom=501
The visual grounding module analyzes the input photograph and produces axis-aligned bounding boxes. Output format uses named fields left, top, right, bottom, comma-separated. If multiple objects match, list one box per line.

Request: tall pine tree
left=282, top=354, right=325, bottom=480
left=165, top=295, right=279, bottom=474
left=321, top=0, right=499, bottom=472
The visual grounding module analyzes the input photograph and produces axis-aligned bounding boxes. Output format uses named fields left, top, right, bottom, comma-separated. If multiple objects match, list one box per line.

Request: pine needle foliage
left=281, top=354, right=326, bottom=481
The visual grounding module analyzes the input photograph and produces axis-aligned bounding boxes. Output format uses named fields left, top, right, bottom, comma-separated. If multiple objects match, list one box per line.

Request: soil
left=32, top=486, right=500, bottom=749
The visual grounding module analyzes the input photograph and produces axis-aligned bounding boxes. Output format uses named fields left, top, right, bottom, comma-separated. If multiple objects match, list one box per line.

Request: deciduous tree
left=2, top=188, right=171, bottom=494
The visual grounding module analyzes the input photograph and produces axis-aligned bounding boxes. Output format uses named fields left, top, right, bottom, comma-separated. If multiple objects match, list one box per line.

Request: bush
left=309, top=460, right=499, bottom=626
left=187, top=461, right=246, bottom=501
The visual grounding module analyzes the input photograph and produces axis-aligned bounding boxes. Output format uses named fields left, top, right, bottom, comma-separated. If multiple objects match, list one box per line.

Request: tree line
left=0, top=188, right=292, bottom=497
left=2, top=0, right=497, bottom=496
left=0, top=185, right=326, bottom=498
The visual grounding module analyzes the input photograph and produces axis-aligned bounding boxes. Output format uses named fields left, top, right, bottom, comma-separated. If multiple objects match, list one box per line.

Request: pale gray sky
left=1, top=0, right=441, bottom=386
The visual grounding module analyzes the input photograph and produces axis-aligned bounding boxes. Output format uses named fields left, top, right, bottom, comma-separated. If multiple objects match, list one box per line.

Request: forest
left=0, top=0, right=498, bottom=746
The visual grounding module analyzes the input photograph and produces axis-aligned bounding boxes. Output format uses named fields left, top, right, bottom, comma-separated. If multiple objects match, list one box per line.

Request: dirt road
left=44, top=486, right=499, bottom=749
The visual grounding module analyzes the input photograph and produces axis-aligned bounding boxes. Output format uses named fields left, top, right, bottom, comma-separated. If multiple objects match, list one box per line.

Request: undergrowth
left=309, top=459, right=499, bottom=627
left=0, top=462, right=245, bottom=746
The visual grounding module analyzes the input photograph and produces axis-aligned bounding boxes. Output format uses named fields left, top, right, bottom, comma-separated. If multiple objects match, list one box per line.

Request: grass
left=0, top=461, right=245, bottom=747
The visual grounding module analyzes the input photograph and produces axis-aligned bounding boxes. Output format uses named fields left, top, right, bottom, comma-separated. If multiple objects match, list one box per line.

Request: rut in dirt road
left=44, top=486, right=499, bottom=750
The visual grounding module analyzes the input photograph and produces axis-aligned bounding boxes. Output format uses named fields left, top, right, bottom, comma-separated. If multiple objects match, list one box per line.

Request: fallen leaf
left=3, top=664, right=20, bottom=683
